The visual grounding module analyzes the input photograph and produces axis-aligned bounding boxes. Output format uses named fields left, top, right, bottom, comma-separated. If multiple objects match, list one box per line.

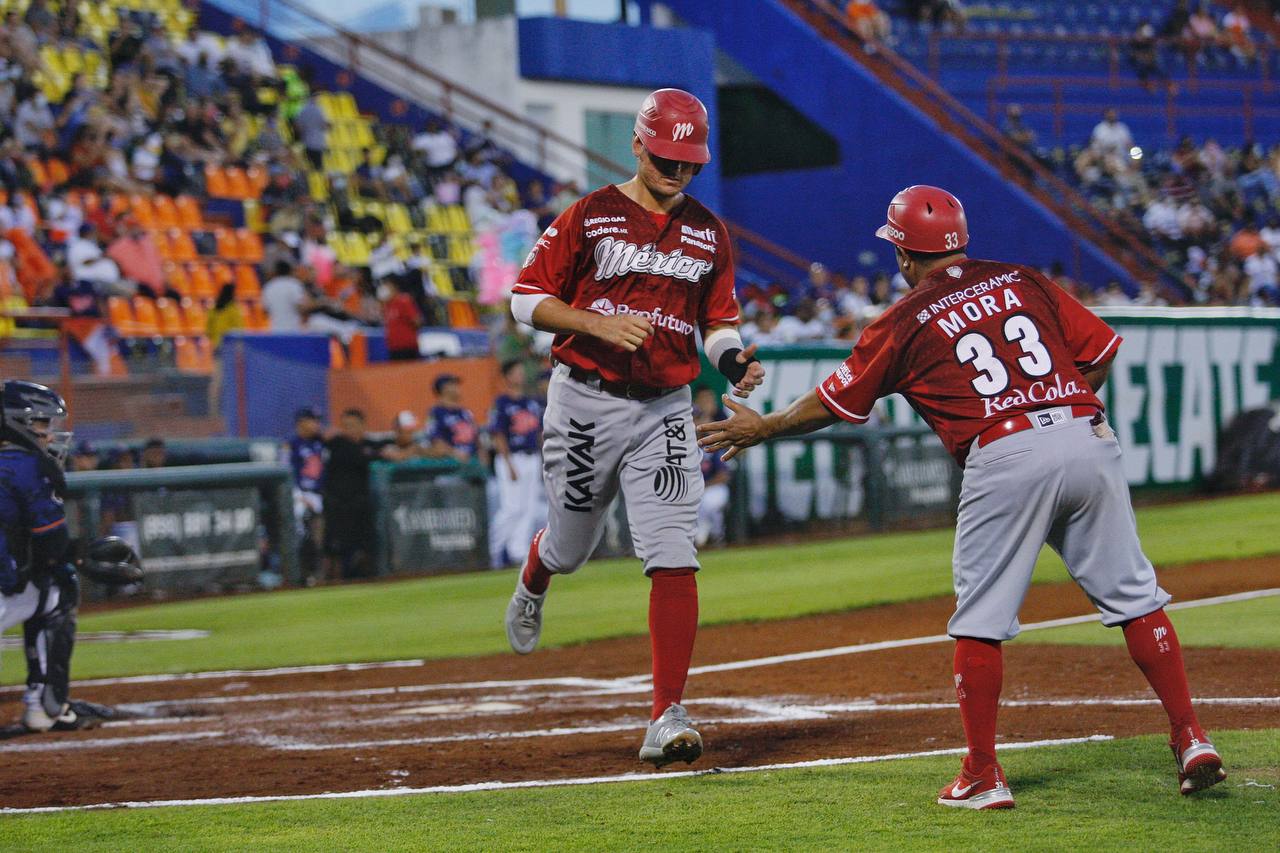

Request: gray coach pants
left=949, top=407, right=1171, bottom=641
left=537, top=364, right=703, bottom=575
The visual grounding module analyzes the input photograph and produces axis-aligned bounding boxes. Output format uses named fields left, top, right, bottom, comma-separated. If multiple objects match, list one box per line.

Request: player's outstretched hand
left=586, top=313, right=652, bottom=352
left=729, top=343, right=766, bottom=399
left=696, top=395, right=766, bottom=461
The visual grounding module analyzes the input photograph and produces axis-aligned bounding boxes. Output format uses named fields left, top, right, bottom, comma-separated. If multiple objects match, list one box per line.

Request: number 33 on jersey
left=817, top=259, right=1120, bottom=464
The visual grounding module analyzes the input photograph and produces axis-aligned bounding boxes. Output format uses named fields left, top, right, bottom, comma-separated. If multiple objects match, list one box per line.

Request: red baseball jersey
left=817, top=258, right=1121, bottom=464
left=512, top=185, right=740, bottom=388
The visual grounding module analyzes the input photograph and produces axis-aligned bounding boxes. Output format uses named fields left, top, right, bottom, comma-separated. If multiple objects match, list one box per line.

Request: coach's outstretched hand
left=697, top=396, right=767, bottom=461
left=729, top=343, right=766, bottom=399
left=586, top=313, right=653, bottom=352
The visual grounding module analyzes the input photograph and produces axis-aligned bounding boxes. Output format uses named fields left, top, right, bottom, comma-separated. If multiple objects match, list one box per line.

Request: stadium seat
left=241, top=300, right=270, bottom=331
left=130, top=195, right=156, bottom=229
left=247, top=165, right=268, bottom=194
left=213, top=227, right=239, bottom=260
left=225, top=167, right=252, bottom=200
left=186, top=263, right=216, bottom=300
left=174, top=335, right=199, bottom=371
left=234, top=229, right=263, bottom=263
left=47, top=159, right=69, bottom=185
left=130, top=297, right=162, bottom=336
left=234, top=264, right=261, bottom=300
left=154, top=297, right=184, bottom=336
left=151, top=196, right=180, bottom=230
left=179, top=298, right=207, bottom=336
left=163, top=261, right=190, bottom=296
left=446, top=299, right=480, bottom=329
left=175, top=195, right=203, bottom=230
left=204, top=164, right=230, bottom=198
left=107, top=296, right=138, bottom=336
left=167, top=228, right=197, bottom=262
left=209, top=262, right=235, bottom=288
left=27, top=160, right=49, bottom=190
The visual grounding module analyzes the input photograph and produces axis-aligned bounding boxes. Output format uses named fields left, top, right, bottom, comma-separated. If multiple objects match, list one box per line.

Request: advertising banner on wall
left=709, top=308, right=1279, bottom=516
left=386, top=480, right=490, bottom=574
left=134, top=488, right=260, bottom=589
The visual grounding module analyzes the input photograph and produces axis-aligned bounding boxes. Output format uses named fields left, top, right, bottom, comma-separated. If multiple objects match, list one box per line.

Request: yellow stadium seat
left=431, top=267, right=455, bottom=298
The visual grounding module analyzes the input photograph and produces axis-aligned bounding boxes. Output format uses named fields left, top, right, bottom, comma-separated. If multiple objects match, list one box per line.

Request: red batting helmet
left=874, top=185, right=969, bottom=253
left=634, top=88, right=711, bottom=164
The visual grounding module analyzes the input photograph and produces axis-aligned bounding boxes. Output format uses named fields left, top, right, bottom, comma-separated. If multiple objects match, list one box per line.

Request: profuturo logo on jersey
left=587, top=298, right=695, bottom=337
left=593, top=237, right=713, bottom=284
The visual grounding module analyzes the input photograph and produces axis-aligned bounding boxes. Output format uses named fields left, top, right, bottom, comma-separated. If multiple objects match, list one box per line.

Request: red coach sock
left=520, top=529, right=552, bottom=595
left=650, top=569, right=699, bottom=720
left=1122, top=609, right=1199, bottom=736
left=954, top=637, right=1003, bottom=774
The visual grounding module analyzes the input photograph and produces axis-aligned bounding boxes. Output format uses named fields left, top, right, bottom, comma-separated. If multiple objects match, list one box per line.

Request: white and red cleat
left=1172, top=727, right=1226, bottom=795
left=937, top=762, right=1015, bottom=810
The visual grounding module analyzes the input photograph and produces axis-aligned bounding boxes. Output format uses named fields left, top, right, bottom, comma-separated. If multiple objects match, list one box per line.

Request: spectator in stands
left=294, top=93, right=329, bottom=171
left=323, top=408, right=377, bottom=579
left=844, top=1, right=892, bottom=48
left=106, top=217, right=167, bottom=299
left=1143, top=188, right=1183, bottom=244
left=1090, top=109, right=1135, bottom=162
left=0, top=194, right=36, bottom=236
left=383, top=275, right=423, bottom=361
left=1002, top=103, right=1037, bottom=154
left=206, top=283, right=245, bottom=351
left=140, top=438, right=167, bottom=469
left=66, top=223, right=131, bottom=297
left=13, top=89, right=54, bottom=151
left=3, top=12, right=40, bottom=75
left=70, top=440, right=98, bottom=473
left=411, top=118, right=459, bottom=178
left=1187, top=2, right=1221, bottom=50
left=488, top=359, right=546, bottom=568
left=261, top=260, right=312, bottom=332
left=1244, top=243, right=1279, bottom=304
left=740, top=303, right=786, bottom=346
left=776, top=297, right=828, bottom=343
left=287, top=406, right=328, bottom=583
left=353, top=148, right=380, bottom=199
left=380, top=410, right=429, bottom=462
left=226, top=28, right=277, bottom=80
left=426, top=374, right=479, bottom=464
left=1221, top=4, right=1256, bottom=62
left=1128, top=23, right=1171, bottom=91
left=1161, top=0, right=1193, bottom=39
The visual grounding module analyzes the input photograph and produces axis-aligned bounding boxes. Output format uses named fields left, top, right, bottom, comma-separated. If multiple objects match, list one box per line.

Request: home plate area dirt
left=1, top=558, right=1277, bottom=809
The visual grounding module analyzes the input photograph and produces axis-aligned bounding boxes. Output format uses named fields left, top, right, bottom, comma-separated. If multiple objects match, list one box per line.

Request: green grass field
left=4, top=492, right=1278, bottom=683
left=1023, top=595, right=1280, bottom=648
left=8, top=730, right=1278, bottom=851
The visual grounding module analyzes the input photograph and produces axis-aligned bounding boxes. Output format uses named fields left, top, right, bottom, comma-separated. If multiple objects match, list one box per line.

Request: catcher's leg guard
left=23, top=567, right=79, bottom=721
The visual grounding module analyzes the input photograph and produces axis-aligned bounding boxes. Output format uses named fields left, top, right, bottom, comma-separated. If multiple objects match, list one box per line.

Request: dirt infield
left=1, top=557, right=1277, bottom=810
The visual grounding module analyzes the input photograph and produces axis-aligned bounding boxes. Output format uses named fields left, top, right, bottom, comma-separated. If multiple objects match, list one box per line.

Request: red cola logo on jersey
left=981, top=372, right=1084, bottom=418
left=592, top=237, right=713, bottom=284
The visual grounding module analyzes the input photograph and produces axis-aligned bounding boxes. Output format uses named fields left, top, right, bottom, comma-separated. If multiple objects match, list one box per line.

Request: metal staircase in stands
left=222, top=0, right=817, bottom=287
left=786, top=0, right=1183, bottom=296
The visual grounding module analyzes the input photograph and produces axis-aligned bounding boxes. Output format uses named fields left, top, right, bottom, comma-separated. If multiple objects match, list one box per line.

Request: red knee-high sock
left=1122, top=609, right=1199, bottom=736
left=520, top=528, right=552, bottom=595
left=649, top=569, right=698, bottom=720
left=954, top=637, right=1003, bottom=774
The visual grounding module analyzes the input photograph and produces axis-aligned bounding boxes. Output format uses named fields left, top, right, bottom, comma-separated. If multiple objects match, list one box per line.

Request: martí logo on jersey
left=593, top=237, right=713, bottom=283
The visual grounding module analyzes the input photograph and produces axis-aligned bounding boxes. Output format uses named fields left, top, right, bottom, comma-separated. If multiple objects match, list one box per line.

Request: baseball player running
left=697, top=186, right=1225, bottom=807
left=503, top=88, right=765, bottom=768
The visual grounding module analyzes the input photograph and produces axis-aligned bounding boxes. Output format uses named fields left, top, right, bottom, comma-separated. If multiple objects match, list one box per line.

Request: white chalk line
left=7, top=586, right=1269, bottom=700
left=0, top=734, right=1115, bottom=815
left=13, top=694, right=1276, bottom=754
left=0, top=629, right=210, bottom=650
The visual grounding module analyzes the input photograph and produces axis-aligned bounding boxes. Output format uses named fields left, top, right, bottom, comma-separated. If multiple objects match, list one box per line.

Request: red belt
left=975, top=405, right=1101, bottom=450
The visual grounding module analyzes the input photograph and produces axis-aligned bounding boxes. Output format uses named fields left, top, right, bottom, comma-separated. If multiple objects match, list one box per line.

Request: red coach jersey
left=817, top=258, right=1121, bottom=464
left=512, top=184, right=739, bottom=388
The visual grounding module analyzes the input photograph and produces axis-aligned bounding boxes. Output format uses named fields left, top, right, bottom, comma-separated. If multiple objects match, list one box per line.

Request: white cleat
left=639, top=703, right=703, bottom=768
left=505, top=578, right=545, bottom=655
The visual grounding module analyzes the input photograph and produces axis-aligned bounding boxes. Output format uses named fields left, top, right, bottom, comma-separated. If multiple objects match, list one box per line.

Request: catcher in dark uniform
left=0, top=380, right=141, bottom=732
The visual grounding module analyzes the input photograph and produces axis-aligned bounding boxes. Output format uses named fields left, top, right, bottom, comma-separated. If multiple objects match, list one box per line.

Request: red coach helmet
left=874, top=185, right=969, bottom=253
left=634, top=88, right=711, bottom=164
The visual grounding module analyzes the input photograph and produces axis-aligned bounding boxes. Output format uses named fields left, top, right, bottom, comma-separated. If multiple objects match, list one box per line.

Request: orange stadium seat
left=27, top=160, right=49, bottom=190
left=204, top=164, right=229, bottom=198
left=179, top=298, right=207, bottom=336
left=234, top=264, right=261, bottom=300
left=194, top=336, right=215, bottom=371
left=234, top=229, right=263, bottom=263
left=163, top=261, right=190, bottom=296
left=47, top=160, right=69, bottom=185
left=209, top=261, right=235, bottom=288
left=186, top=263, right=216, bottom=300
left=174, top=335, right=199, bottom=371
left=175, top=195, right=203, bottom=230
left=130, top=297, right=162, bottom=336
left=129, top=195, right=156, bottom=228
left=167, top=228, right=197, bottom=262
left=225, top=167, right=252, bottom=200
left=247, top=165, right=268, bottom=194
left=213, top=227, right=239, bottom=260
left=155, top=297, right=184, bottom=336
left=240, top=300, right=269, bottom=331
left=151, top=196, right=180, bottom=230
left=151, top=229, right=174, bottom=261
left=107, top=296, right=137, bottom=336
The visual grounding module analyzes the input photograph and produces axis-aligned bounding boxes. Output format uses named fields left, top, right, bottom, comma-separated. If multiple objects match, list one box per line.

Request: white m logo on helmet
left=671, top=122, right=695, bottom=141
